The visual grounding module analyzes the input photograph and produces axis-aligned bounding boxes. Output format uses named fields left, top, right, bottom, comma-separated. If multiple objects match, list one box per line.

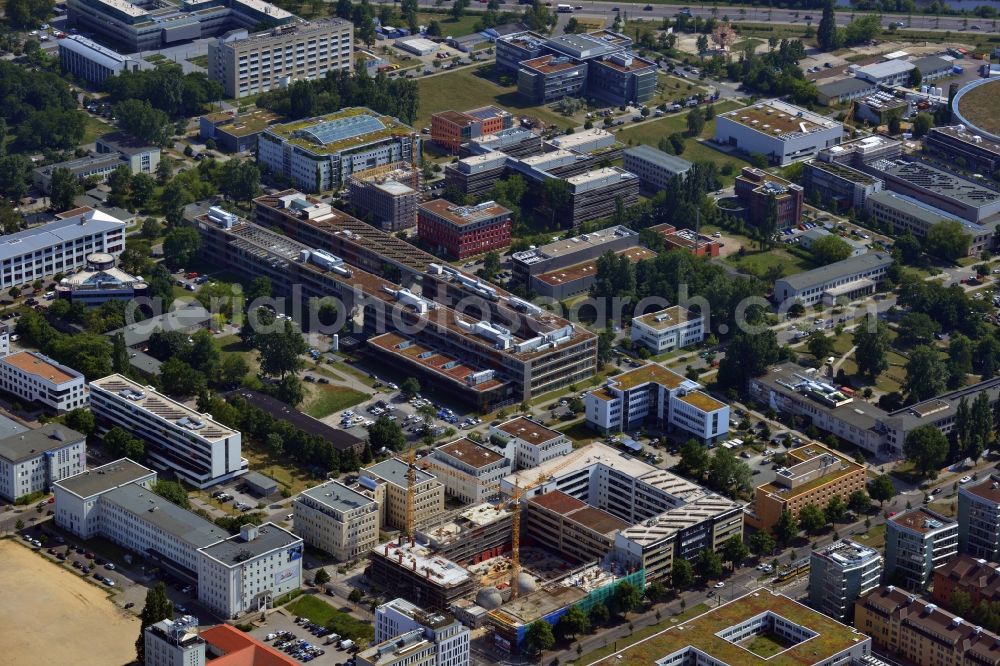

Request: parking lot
left=247, top=607, right=356, bottom=666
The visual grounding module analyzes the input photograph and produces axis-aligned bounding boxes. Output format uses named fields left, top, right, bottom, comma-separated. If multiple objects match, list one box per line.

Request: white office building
left=622, top=144, right=692, bottom=192
left=0, top=351, right=88, bottom=412
left=715, top=100, right=844, bottom=165
left=59, top=35, right=139, bottom=85
left=488, top=417, right=572, bottom=472
left=53, top=458, right=157, bottom=539
left=584, top=363, right=729, bottom=444
left=0, top=207, right=125, bottom=290
left=293, top=479, right=379, bottom=561
left=425, top=438, right=511, bottom=504
left=374, top=598, right=470, bottom=666
left=89, top=374, right=247, bottom=488
left=809, top=539, right=883, bottom=622
left=630, top=306, right=704, bottom=354
left=773, top=252, right=893, bottom=306
left=144, top=616, right=206, bottom=666
left=0, top=423, right=86, bottom=502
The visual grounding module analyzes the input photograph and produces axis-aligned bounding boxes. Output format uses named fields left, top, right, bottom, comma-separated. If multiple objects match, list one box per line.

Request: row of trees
left=102, top=65, right=223, bottom=120
left=524, top=580, right=643, bottom=654
left=0, top=60, right=85, bottom=151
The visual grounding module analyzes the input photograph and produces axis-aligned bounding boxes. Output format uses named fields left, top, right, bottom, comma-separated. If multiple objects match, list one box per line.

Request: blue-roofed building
left=258, top=108, right=420, bottom=192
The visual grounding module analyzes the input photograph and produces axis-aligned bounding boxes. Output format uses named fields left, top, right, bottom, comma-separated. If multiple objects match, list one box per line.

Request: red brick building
left=418, top=199, right=512, bottom=260
left=735, top=167, right=804, bottom=231
left=932, top=554, right=1000, bottom=608
left=430, top=106, right=513, bottom=154
left=649, top=223, right=721, bottom=258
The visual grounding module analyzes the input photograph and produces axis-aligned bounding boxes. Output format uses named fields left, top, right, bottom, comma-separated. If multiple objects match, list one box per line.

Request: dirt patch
left=0, top=539, right=139, bottom=666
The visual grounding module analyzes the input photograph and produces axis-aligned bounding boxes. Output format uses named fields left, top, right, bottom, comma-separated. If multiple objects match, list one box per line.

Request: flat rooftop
left=0, top=424, right=84, bottom=464
left=592, top=589, right=866, bottom=666
left=618, top=493, right=741, bottom=547
left=545, top=31, right=625, bottom=59
left=267, top=107, right=413, bottom=156
left=104, top=482, right=230, bottom=548
left=606, top=363, right=689, bottom=391
left=212, top=109, right=281, bottom=138
left=962, top=474, right=1000, bottom=504
left=433, top=109, right=476, bottom=126
left=90, top=374, right=237, bottom=442
left=536, top=247, right=654, bottom=286
left=721, top=100, right=840, bottom=137
left=54, top=458, right=154, bottom=499
left=625, top=143, right=693, bottom=173
left=372, top=540, right=471, bottom=587
left=434, top=438, right=505, bottom=469
left=633, top=305, right=694, bottom=331
left=529, top=490, right=630, bottom=535
left=368, top=333, right=505, bottom=392
left=299, top=480, right=376, bottom=512
left=677, top=391, right=726, bottom=412
left=889, top=506, right=956, bottom=534
left=520, top=54, right=582, bottom=74
left=932, top=126, right=1000, bottom=157
left=199, top=523, right=300, bottom=566
left=419, top=503, right=512, bottom=547
left=0, top=351, right=81, bottom=385
left=419, top=199, right=510, bottom=226
left=504, top=441, right=657, bottom=489
left=875, top=159, right=1000, bottom=207
left=813, top=539, right=880, bottom=567
left=514, top=225, right=637, bottom=263
left=545, top=128, right=616, bottom=151
left=495, top=417, right=561, bottom=445
left=363, top=457, right=435, bottom=489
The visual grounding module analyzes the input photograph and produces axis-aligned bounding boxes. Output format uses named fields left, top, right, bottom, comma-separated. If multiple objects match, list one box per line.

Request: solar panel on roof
left=295, top=115, right=386, bottom=146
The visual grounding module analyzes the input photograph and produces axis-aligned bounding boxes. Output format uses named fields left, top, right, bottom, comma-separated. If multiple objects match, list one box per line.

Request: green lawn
left=577, top=603, right=712, bottom=664
left=186, top=54, right=209, bottom=68
left=417, top=12, right=482, bottom=37
left=857, top=523, right=886, bottom=548
left=724, top=248, right=813, bottom=279
left=746, top=633, right=791, bottom=658
left=82, top=115, right=114, bottom=144
left=303, top=384, right=370, bottom=419
left=285, top=595, right=374, bottom=644
left=415, top=66, right=573, bottom=131
left=732, top=38, right=765, bottom=52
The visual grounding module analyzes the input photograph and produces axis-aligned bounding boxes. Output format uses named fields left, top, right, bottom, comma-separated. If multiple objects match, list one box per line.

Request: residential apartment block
left=959, top=474, right=1000, bottom=561
left=715, top=100, right=844, bottom=165
left=735, top=167, right=804, bottom=230
left=932, top=554, right=1000, bottom=609
left=207, top=19, right=353, bottom=99
left=89, top=374, right=247, bottom=489
left=630, top=306, right=704, bottom=354
left=292, top=479, right=379, bottom=561
left=0, top=207, right=124, bottom=289
left=884, top=507, right=958, bottom=589
left=745, top=443, right=867, bottom=531
left=488, top=417, right=572, bottom=472
left=58, top=35, right=138, bottom=84
left=425, top=438, right=511, bottom=504
left=855, top=584, right=1000, bottom=666
left=360, top=457, right=444, bottom=531
left=258, top=108, right=418, bottom=192
left=808, top=539, right=882, bottom=622
left=584, top=363, right=729, bottom=444
left=622, top=145, right=692, bottom=193
left=373, top=598, right=470, bottom=666
left=772, top=252, right=893, bottom=306
left=0, top=423, right=86, bottom=502
left=0, top=351, right=87, bottom=413
left=417, top=199, right=512, bottom=260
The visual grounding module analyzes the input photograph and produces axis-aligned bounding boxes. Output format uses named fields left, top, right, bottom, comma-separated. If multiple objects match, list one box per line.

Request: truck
left=339, top=639, right=355, bottom=650
left=557, top=3, right=573, bottom=11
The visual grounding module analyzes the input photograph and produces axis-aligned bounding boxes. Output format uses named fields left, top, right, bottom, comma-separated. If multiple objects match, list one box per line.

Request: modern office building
left=443, top=152, right=509, bottom=197
left=293, top=479, right=379, bottom=561
left=369, top=539, right=476, bottom=611
left=495, top=30, right=548, bottom=72
left=0, top=207, right=124, bottom=289
left=199, top=108, right=281, bottom=153
left=511, top=224, right=639, bottom=284
left=587, top=52, right=657, bottom=106
left=89, top=374, right=247, bottom=488
left=819, top=134, right=903, bottom=167
left=207, top=18, right=353, bottom=99
left=802, top=159, right=883, bottom=211
left=32, top=154, right=123, bottom=194
left=373, top=598, right=470, bottom=666
left=58, top=34, right=139, bottom=84
left=884, top=507, right=958, bottom=589
left=772, top=252, right=893, bottom=306
left=0, top=423, right=86, bottom=502
left=95, top=132, right=161, bottom=175
left=145, top=617, right=207, bottom=666
left=430, top=106, right=513, bottom=154
left=52, top=458, right=157, bottom=539
left=808, top=539, right=882, bottom=622
left=959, top=475, right=1000, bottom=561
left=563, top=167, right=639, bottom=227
left=854, top=91, right=909, bottom=126
left=599, top=589, right=872, bottom=666
left=932, top=554, right=1000, bottom=608
left=715, top=100, right=844, bottom=165
left=799, top=228, right=868, bottom=257
left=0, top=351, right=87, bottom=413
left=745, top=443, right=867, bottom=531
left=66, top=0, right=297, bottom=52
left=926, top=126, right=1000, bottom=175
left=855, top=59, right=915, bottom=85
left=257, top=108, right=419, bottom=192
left=424, top=438, right=511, bottom=505
left=868, top=190, right=995, bottom=257
left=54, top=252, right=148, bottom=306
left=584, top=363, right=729, bottom=444
left=524, top=490, right=630, bottom=563
left=855, top=584, right=1000, bottom=666
left=360, top=457, right=444, bottom=531
left=417, top=199, right=512, bottom=260
left=532, top=246, right=655, bottom=300
left=734, top=167, right=804, bottom=230
left=517, top=55, right=588, bottom=104
left=488, top=417, right=572, bottom=472
left=348, top=164, right=418, bottom=231
left=867, top=159, right=1000, bottom=223
left=630, top=306, right=704, bottom=354
left=622, top=144, right=692, bottom=193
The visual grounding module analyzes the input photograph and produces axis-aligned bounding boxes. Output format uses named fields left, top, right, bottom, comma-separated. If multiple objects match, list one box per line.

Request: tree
left=679, top=438, right=710, bottom=478
left=589, top=602, right=610, bottom=625
left=721, top=534, right=749, bottom=569
left=0, top=154, right=28, bottom=201
left=697, top=548, right=723, bottom=579
left=947, top=335, right=974, bottom=389
left=716, top=329, right=781, bottom=391
left=888, top=113, right=902, bottom=136
left=825, top=495, right=848, bottom=523
left=868, top=474, right=896, bottom=506
left=853, top=317, right=890, bottom=378
left=774, top=508, right=798, bottom=543
left=525, top=620, right=555, bottom=654
left=810, top=234, right=852, bottom=265
left=686, top=106, right=705, bottom=135
left=671, top=558, right=694, bottom=589
left=400, top=377, right=421, bottom=399
left=556, top=606, right=589, bottom=639
left=481, top=251, right=501, bottom=280
left=255, top=320, right=308, bottom=378
left=644, top=580, right=667, bottom=603
left=904, top=424, right=949, bottom=475
left=898, top=312, right=940, bottom=347
left=246, top=276, right=272, bottom=306
left=909, top=67, right=923, bottom=89
left=695, top=34, right=709, bottom=57
left=807, top=331, right=835, bottom=362
left=136, top=582, right=173, bottom=663
left=817, top=0, right=838, bottom=50
left=115, top=99, right=171, bottom=146
left=925, top=220, right=972, bottom=262
left=798, top=503, right=827, bottom=533
left=273, top=374, right=305, bottom=407
left=708, top=446, right=753, bottom=498
left=112, top=331, right=130, bottom=375
left=314, top=568, right=330, bottom=586
left=848, top=490, right=871, bottom=514
left=748, top=530, right=776, bottom=556
left=450, top=0, right=468, bottom=20
left=904, top=346, right=948, bottom=402
left=162, top=227, right=202, bottom=270
left=64, top=408, right=96, bottom=435
left=104, top=426, right=145, bottom=460
left=160, top=358, right=205, bottom=396
left=912, top=112, right=933, bottom=138
left=49, top=167, right=81, bottom=212
left=368, top=415, right=405, bottom=452
left=152, top=480, right=190, bottom=508
left=348, top=588, right=363, bottom=603
left=220, top=160, right=262, bottom=204
left=969, top=390, right=993, bottom=462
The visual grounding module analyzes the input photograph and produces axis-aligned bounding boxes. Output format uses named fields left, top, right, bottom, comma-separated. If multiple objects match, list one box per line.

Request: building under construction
left=348, top=163, right=419, bottom=231
left=368, top=539, right=477, bottom=611
left=418, top=503, right=514, bottom=565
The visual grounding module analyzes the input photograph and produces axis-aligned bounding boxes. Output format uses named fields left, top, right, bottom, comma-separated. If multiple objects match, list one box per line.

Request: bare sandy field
left=0, top=539, right=139, bottom=666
